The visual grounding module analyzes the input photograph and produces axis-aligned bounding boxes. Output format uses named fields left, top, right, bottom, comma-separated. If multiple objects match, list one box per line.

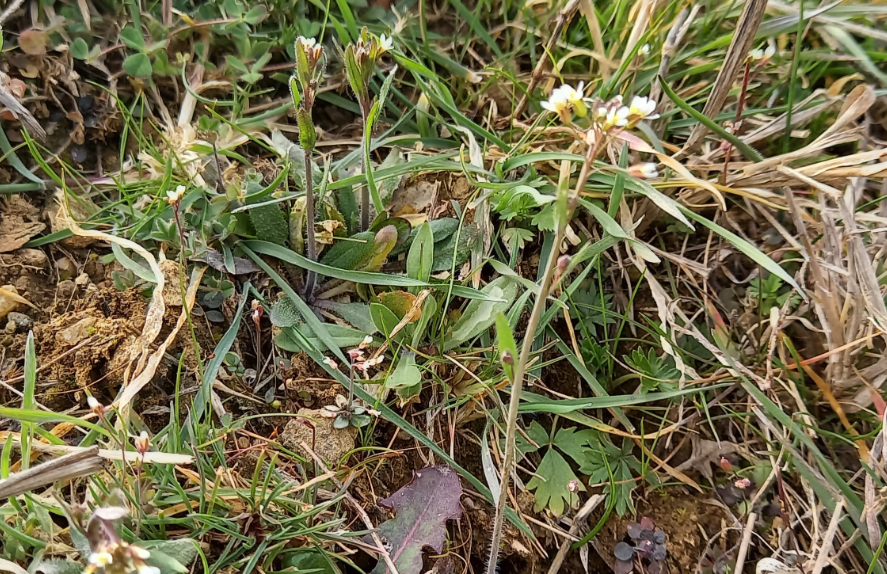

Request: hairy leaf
left=250, top=204, right=289, bottom=246
left=370, top=466, right=462, bottom=574
left=431, top=222, right=478, bottom=272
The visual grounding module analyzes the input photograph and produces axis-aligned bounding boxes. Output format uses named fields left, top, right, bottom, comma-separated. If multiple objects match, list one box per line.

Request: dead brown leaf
left=674, top=436, right=738, bottom=483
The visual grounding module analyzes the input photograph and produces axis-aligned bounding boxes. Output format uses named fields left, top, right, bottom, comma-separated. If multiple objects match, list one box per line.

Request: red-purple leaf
left=371, top=466, right=462, bottom=574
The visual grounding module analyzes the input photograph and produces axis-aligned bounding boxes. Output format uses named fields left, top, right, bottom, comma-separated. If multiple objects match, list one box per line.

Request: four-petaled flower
left=134, top=431, right=150, bottom=455
left=541, top=82, right=587, bottom=123
left=748, top=45, right=776, bottom=63
left=628, top=96, right=659, bottom=121
left=601, top=105, right=630, bottom=130
left=296, top=36, right=317, bottom=49
left=165, top=185, right=186, bottom=205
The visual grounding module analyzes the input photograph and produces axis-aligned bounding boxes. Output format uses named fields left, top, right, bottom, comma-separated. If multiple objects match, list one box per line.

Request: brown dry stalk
left=677, top=0, right=768, bottom=157
left=0, top=448, right=103, bottom=500
left=512, top=0, right=581, bottom=119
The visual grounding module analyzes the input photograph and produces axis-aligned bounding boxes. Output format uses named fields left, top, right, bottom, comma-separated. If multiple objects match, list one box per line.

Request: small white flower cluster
left=84, top=541, right=159, bottom=574
left=542, top=85, right=660, bottom=131
left=592, top=95, right=660, bottom=130
left=323, top=336, right=385, bottom=375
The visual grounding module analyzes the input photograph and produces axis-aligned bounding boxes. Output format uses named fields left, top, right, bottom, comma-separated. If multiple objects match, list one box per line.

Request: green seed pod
left=297, top=107, right=316, bottom=152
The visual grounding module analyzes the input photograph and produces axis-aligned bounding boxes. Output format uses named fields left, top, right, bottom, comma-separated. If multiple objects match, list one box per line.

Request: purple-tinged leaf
left=639, top=516, right=655, bottom=531
left=370, top=466, right=462, bottom=574
left=614, top=542, right=635, bottom=561
left=626, top=522, right=642, bottom=539
left=614, top=558, right=634, bottom=574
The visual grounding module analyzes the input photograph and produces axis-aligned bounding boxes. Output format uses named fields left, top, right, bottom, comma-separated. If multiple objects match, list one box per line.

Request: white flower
left=359, top=335, right=373, bottom=349
left=297, top=36, right=317, bottom=49
left=135, top=431, right=150, bottom=454
left=542, top=83, right=587, bottom=121
left=137, top=565, right=161, bottom=574
left=88, top=552, right=114, bottom=567
left=639, top=43, right=650, bottom=56
left=602, top=105, right=630, bottom=130
left=628, top=163, right=659, bottom=179
left=131, top=546, right=151, bottom=560
left=378, top=34, right=393, bottom=53
left=628, top=96, right=659, bottom=120
left=748, top=45, right=776, bottom=63
left=87, top=396, right=101, bottom=410
left=542, top=91, right=568, bottom=114
left=322, top=356, right=338, bottom=370
left=165, top=184, right=186, bottom=205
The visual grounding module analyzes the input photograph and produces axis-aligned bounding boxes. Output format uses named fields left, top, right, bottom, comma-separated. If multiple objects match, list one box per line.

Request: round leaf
left=70, top=38, right=89, bottom=59
left=123, top=53, right=153, bottom=78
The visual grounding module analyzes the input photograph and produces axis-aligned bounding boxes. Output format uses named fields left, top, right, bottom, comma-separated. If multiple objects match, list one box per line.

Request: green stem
left=485, top=154, right=592, bottom=574
left=359, top=105, right=371, bottom=232
left=304, top=151, right=317, bottom=296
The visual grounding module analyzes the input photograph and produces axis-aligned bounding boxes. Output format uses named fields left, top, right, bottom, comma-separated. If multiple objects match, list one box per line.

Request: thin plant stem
left=304, top=151, right=318, bottom=296
left=359, top=106, right=370, bottom=232
left=347, top=362, right=355, bottom=410
left=485, top=155, right=591, bottom=574
left=721, top=60, right=752, bottom=185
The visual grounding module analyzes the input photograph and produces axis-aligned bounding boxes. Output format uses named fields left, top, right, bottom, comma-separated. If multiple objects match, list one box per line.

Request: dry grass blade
left=513, top=0, right=581, bottom=119
left=113, top=266, right=206, bottom=411
left=677, top=0, right=768, bottom=157
left=0, top=448, right=102, bottom=500
left=546, top=494, right=606, bottom=574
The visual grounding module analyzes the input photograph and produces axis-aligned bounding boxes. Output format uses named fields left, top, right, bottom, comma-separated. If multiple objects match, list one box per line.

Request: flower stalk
left=291, top=36, right=324, bottom=296
left=344, top=29, right=391, bottom=231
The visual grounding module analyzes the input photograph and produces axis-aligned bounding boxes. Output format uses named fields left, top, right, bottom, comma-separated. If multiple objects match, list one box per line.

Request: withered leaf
left=674, top=436, right=738, bottom=483
left=370, top=466, right=462, bottom=574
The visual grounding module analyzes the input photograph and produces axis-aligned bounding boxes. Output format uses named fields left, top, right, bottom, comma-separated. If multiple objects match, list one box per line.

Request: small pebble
left=7, top=312, right=32, bottom=331
left=56, top=257, right=77, bottom=281
left=15, top=248, right=48, bottom=269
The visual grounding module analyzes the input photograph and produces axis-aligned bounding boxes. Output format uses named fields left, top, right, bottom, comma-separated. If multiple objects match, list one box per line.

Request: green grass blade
left=242, top=240, right=501, bottom=301
left=679, top=206, right=805, bottom=297
left=517, top=384, right=723, bottom=414
left=658, top=76, right=764, bottom=162
left=242, top=245, right=348, bottom=364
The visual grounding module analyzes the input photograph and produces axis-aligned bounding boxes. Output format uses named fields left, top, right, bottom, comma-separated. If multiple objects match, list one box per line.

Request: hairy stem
left=486, top=151, right=591, bottom=574
left=304, top=151, right=317, bottom=297
left=359, top=105, right=370, bottom=232
left=486, top=226, right=564, bottom=573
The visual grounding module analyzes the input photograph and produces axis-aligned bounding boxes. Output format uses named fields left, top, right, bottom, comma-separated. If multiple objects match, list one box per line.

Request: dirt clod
left=279, top=408, right=357, bottom=465
left=6, top=311, right=32, bottom=331
left=14, top=248, right=48, bottom=269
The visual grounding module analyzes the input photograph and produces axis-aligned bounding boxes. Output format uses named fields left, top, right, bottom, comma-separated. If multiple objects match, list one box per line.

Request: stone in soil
left=280, top=408, right=358, bottom=465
